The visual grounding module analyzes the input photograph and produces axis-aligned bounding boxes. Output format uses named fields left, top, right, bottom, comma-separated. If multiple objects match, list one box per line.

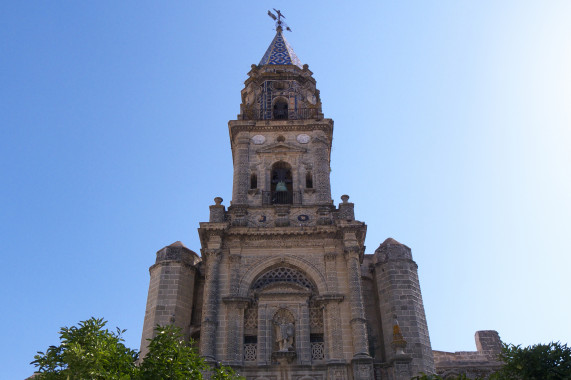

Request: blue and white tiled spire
left=259, top=26, right=302, bottom=68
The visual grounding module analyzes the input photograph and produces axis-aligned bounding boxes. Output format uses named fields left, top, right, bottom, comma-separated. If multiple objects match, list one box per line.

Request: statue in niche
left=273, top=309, right=295, bottom=352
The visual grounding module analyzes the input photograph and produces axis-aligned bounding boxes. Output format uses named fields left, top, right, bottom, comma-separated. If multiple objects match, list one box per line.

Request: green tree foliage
left=490, top=342, right=571, bottom=380
left=32, top=317, right=243, bottom=380
left=31, top=317, right=139, bottom=380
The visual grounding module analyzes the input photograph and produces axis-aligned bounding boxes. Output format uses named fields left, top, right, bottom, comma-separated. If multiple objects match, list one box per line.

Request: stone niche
left=255, top=282, right=312, bottom=366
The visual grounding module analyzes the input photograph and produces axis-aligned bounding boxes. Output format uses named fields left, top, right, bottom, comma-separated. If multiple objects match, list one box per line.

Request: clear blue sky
left=1, top=1, right=570, bottom=378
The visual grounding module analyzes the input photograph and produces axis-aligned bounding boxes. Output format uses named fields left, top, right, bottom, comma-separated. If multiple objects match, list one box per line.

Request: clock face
left=296, top=134, right=310, bottom=144
left=251, top=135, right=266, bottom=145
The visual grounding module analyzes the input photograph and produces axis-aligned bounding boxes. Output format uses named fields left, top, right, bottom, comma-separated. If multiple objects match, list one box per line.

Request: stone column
left=199, top=248, right=222, bottom=362
left=298, top=303, right=311, bottom=365
left=257, top=304, right=271, bottom=366
left=222, top=298, right=249, bottom=365
left=228, top=254, right=241, bottom=296
left=323, top=298, right=344, bottom=363
left=323, top=251, right=344, bottom=363
left=324, top=252, right=339, bottom=293
left=313, top=136, right=331, bottom=204
left=232, top=135, right=250, bottom=205
left=344, top=245, right=370, bottom=358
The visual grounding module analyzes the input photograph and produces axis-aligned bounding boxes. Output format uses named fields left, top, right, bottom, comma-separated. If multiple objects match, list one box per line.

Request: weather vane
left=267, top=9, right=292, bottom=32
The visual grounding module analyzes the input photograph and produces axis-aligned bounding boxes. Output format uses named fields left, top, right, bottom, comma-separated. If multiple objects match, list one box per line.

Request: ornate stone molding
left=350, top=317, right=368, bottom=325
left=314, top=294, right=344, bottom=304
left=324, top=252, right=337, bottom=262
left=222, top=296, right=251, bottom=309
left=202, top=248, right=222, bottom=261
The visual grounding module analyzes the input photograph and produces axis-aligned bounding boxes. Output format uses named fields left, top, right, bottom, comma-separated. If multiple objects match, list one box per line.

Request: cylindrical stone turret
left=140, top=241, right=199, bottom=359
left=373, top=238, right=435, bottom=375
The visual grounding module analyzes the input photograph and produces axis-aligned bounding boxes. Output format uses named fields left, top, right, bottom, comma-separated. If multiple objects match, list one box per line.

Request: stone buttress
left=140, top=241, right=200, bottom=358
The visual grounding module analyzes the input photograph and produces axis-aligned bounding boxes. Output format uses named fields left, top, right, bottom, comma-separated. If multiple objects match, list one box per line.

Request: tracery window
left=244, top=305, right=258, bottom=333
left=310, top=334, right=325, bottom=360
left=244, top=335, right=257, bottom=362
left=251, top=266, right=314, bottom=291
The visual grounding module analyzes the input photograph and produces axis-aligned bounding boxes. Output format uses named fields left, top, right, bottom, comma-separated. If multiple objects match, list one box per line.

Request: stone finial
left=391, top=317, right=407, bottom=355
left=338, top=195, right=354, bottom=220
left=209, top=197, right=226, bottom=222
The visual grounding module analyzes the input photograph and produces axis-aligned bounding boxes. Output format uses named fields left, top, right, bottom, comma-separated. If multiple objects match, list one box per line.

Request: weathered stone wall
left=434, top=330, right=503, bottom=379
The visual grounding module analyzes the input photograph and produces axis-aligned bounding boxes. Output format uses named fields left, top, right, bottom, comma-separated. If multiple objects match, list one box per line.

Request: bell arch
left=238, top=255, right=327, bottom=297
left=272, top=97, right=289, bottom=120
left=270, top=161, right=293, bottom=204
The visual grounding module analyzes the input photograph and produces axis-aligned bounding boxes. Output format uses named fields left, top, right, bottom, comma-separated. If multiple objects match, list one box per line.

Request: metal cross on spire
left=267, top=9, right=292, bottom=32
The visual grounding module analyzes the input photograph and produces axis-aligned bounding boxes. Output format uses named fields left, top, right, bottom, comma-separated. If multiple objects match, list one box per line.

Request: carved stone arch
left=272, top=96, right=289, bottom=120
left=271, top=95, right=289, bottom=107
left=238, top=255, right=327, bottom=297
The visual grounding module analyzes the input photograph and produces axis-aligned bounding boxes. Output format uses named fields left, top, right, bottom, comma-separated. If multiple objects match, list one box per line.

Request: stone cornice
left=225, top=225, right=339, bottom=237
left=221, top=296, right=251, bottom=308
left=148, top=260, right=198, bottom=274
left=228, top=120, right=333, bottom=144
left=314, top=293, right=344, bottom=303
left=374, top=258, right=418, bottom=269
left=199, top=222, right=228, bottom=230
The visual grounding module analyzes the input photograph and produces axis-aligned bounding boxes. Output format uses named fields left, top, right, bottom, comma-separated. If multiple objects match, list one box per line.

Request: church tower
left=141, top=15, right=435, bottom=380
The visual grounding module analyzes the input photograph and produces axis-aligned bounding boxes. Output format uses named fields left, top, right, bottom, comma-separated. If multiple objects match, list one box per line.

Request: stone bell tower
left=141, top=14, right=435, bottom=380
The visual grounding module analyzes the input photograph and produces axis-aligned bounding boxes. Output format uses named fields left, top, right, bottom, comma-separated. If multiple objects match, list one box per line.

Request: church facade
left=140, top=22, right=501, bottom=380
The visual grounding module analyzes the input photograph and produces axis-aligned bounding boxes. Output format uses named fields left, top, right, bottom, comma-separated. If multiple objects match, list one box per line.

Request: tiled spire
left=259, top=26, right=302, bottom=68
